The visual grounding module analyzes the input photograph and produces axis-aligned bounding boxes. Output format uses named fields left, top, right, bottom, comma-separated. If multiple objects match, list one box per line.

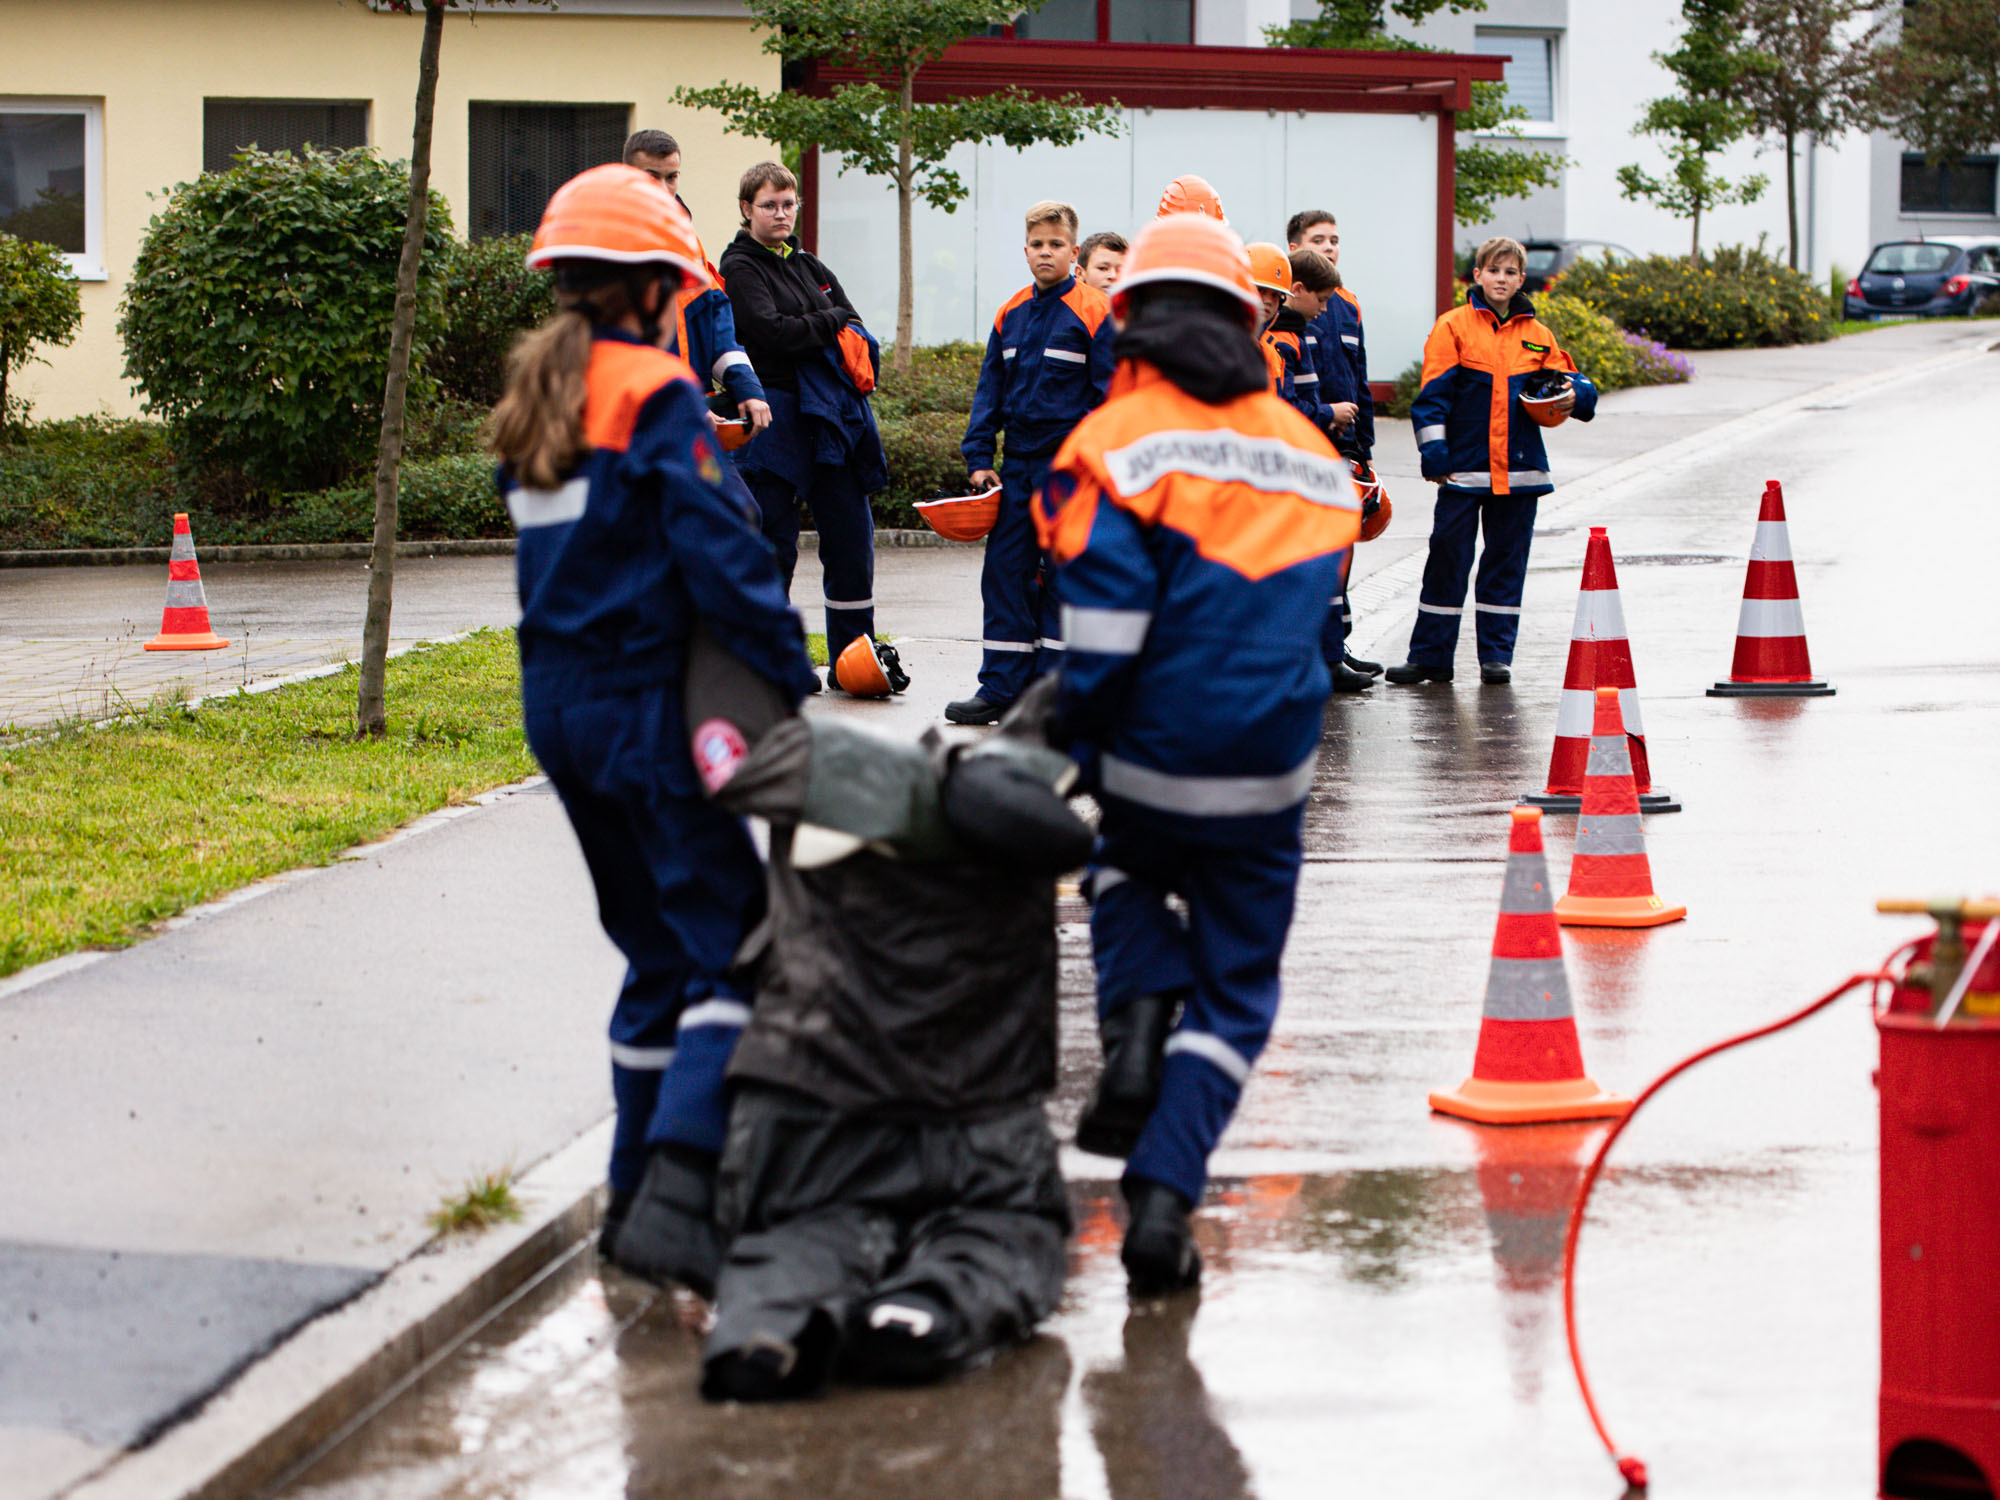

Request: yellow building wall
left=0, top=0, right=776, bottom=420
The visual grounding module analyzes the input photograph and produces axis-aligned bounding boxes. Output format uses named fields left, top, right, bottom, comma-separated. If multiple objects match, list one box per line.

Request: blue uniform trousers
left=977, top=454, right=1063, bottom=705
left=1406, top=486, right=1538, bottom=667
left=1318, top=547, right=1353, bottom=665
left=745, top=464, right=876, bottom=667
left=1086, top=808, right=1303, bottom=1205
left=524, top=683, right=764, bottom=1196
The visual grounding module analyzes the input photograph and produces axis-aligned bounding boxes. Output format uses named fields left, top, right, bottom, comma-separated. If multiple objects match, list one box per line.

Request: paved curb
left=0, top=529, right=962, bottom=569
left=59, top=1122, right=612, bottom=1500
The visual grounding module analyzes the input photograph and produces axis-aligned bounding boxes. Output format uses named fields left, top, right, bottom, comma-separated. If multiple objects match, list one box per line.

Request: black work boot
left=1075, top=993, right=1179, bottom=1159
left=607, top=1144, right=722, bottom=1298
left=844, top=1289, right=973, bottom=1385
left=1384, top=661, right=1454, bottom=685
left=1328, top=660, right=1375, bottom=693
left=1479, top=661, right=1512, bottom=685
left=945, top=695, right=1008, bottom=726
left=1122, top=1177, right=1201, bottom=1296
left=1344, top=652, right=1383, bottom=676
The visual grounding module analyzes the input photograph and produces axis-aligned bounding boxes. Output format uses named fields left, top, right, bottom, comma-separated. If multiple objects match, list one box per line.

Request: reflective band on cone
left=1521, top=526, right=1679, bottom=815
left=1429, top=806, right=1632, bottom=1125
left=1553, top=688, right=1686, bottom=929
left=1708, top=479, right=1834, bottom=697
left=143, top=513, right=229, bottom=651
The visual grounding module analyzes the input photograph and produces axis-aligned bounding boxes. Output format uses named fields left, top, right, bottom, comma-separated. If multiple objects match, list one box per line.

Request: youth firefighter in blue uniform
left=948, top=200, right=1116, bottom=726
left=1387, top=235, right=1596, bottom=685
left=1035, top=214, right=1362, bottom=1294
left=489, top=164, right=818, bottom=1293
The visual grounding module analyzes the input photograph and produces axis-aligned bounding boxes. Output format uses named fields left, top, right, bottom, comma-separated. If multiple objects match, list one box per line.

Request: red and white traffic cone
left=1524, top=527, right=1678, bottom=814
left=1429, top=806, right=1632, bottom=1125
left=1554, top=687, right=1686, bottom=929
left=1708, top=480, right=1833, bottom=697
left=143, top=513, right=229, bottom=652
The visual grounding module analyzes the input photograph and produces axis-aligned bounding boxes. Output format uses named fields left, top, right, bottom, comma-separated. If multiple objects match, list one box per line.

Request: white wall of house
left=815, top=106, right=1442, bottom=378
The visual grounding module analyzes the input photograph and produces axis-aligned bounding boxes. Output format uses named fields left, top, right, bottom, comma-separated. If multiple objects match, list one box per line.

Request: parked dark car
left=1845, top=237, right=2000, bottom=319
left=1459, top=239, right=1639, bottom=292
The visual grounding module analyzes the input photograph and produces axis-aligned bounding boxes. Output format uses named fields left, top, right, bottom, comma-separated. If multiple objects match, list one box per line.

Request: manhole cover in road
left=1618, top=553, right=1733, bottom=566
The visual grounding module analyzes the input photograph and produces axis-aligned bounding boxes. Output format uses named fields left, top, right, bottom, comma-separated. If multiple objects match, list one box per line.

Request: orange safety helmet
left=1518, top=369, right=1572, bottom=428
left=1111, top=214, right=1262, bottom=328
left=831, top=636, right=910, bottom=697
left=526, top=163, right=711, bottom=292
left=1245, top=242, right=1292, bottom=298
left=1351, top=460, right=1393, bottom=541
left=1156, top=174, right=1226, bottom=222
left=916, top=487, right=1002, bottom=543
left=705, top=393, right=755, bottom=453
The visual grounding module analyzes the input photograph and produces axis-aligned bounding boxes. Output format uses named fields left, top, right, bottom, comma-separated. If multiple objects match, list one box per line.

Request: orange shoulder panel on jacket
left=993, top=285, right=1036, bottom=333
left=1061, top=279, right=1112, bottom=334
left=584, top=341, right=696, bottom=452
left=1336, top=285, right=1361, bottom=312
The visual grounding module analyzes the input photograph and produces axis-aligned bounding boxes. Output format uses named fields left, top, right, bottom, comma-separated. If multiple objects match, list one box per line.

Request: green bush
left=1554, top=243, right=1829, bottom=349
left=430, top=233, right=554, bottom=406
left=119, top=147, right=451, bottom=495
left=870, top=341, right=983, bottom=524
left=0, top=417, right=181, bottom=549
left=1535, top=293, right=1639, bottom=391
left=0, top=234, right=84, bottom=430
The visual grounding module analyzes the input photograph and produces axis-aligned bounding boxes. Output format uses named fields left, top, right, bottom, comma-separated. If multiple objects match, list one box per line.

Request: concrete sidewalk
left=1, top=320, right=1990, bottom=1500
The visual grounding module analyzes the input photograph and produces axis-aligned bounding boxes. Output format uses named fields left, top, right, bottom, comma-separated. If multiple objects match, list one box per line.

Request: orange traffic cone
left=1554, top=687, right=1685, bottom=928
left=143, top=513, right=229, bottom=652
left=1430, top=806, right=1632, bottom=1125
left=1522, top=527, right=1678, bottom=814
left=1708, top=480, right=1833, bottom=697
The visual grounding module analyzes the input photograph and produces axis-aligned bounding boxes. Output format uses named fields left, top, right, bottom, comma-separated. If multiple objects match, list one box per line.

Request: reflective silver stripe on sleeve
left=1585, top=736, right=1633, bottom=777
left=713, top=350, right=753, bottom=380
left=1164, top=1030, right=1252, bottom=1086
left=1043, top=347, right=1088, bottom=364
left=981, top=638, right=1036, bottom=653
left=678, top=999, right=753, bottom=1031
left=609, top=1042, right=674, bottom=1070
left=1100, top=752, right=1315, bottom=817
left=1341, top=334, right=1360, bottom=347
left=1294, top=372, right=1320, bottom=385
left=1416, top=425, right=1446, bottom=444
left=508, top=476, right=589, bottom=530
left=1038, top=638, right=1066, bottom=651
left=1446, top=472, right=1496, bottom=489
left=1575, top=813, right=1648, bottom=857
left=1002, top=347, right=1018, bottom=360
left=1481, top=957, right=1574, bottom=1020
left=1473, top=602, right=1522, bottom=614
left=1416, top=602, right=1463, bottom=616
left=823, top=596, right=874, bottom=610
left=1061, top=605, right=1151, bottom=655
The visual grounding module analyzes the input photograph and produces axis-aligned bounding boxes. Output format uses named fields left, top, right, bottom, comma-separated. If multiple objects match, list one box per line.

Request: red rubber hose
left=1560, top=945, right=1919, bottom=1493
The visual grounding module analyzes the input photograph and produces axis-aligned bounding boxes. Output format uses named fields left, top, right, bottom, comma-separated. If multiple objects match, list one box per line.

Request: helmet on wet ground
left=832, top=637, right=910, bottom=698
left=527, top=163, right=711, bottom=292
left=1519, top=368, right=1572, bottom=428
left=1245, top=243, right=1293, bottom=299
left=1111, top=214, right=1262, bottom=328
left=1155, top=175, right=1226, bottom=222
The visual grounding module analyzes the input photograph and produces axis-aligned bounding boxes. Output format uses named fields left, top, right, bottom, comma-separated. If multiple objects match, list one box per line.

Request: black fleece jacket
left=718, top=230, right=858, bottom=394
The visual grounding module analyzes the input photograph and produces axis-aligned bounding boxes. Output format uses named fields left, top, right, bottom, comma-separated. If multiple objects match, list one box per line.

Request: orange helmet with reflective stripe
left=1111, top=214, right=1261, bottom=327
left=916, top=487, right=1001, bottom=542
left=1245, top=242, right=1292, bottom=297
left=1156, top=174, right=1226, bottom=222
left=526, top=163, right=711, bottom=291
left=831, top=636, right=909, bottom=697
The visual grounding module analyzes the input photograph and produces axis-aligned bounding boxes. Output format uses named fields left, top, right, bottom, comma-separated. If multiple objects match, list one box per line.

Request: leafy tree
left=1266, top=0, right=1568, bottom=226
left=1735, top=0, right=1871, bottom=269
left=1869, top=3, right=2000, bottom=167
left=118, top=148, right=449, bottom=489
left=674, top=0, right=1124, bottom=375
left=0, top=234, right=83, bottom=433
left=1616, top=0, right=1770, bottom=263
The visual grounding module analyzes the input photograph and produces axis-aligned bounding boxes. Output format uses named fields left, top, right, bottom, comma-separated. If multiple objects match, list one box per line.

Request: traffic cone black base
left=1521, top=788, right=1683, bottom=815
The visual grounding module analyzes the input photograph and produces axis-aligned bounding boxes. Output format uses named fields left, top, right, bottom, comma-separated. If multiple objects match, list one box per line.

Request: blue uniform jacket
left=1306, top=295, right=1373, bottom=457
left=1035, top=363, right=1362, bottom=846
left=674, top=288, right=765, bottom=408
left=962, top=274, right=1115, bottom=472
left=1410, top=287, right=1597, bottom=498
left=504, top=329, right=817, bottom=705
left=740, top=325, right=888, bottom=496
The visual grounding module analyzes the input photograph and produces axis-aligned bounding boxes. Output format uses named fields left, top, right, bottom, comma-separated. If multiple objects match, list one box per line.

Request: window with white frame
left=0, top=100, right=103, bottom=279
left=1474, top=29, right=1559, bottom=128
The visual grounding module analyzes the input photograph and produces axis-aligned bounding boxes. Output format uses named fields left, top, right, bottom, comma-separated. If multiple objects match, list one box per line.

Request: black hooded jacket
left=718, top=230, right=859, bottom=394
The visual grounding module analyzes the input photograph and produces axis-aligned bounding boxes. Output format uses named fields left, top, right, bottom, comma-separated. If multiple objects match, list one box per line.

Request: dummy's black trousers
left=704, top=1084, right=1070, bottom=1392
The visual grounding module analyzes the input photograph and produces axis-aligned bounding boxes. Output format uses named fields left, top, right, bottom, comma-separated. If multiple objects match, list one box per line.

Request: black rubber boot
left=607, top=1144, right=722, bottom=1298
left=944, top=695, right=1007, bottom=725
left=1328, top=660, right=1376, bottom=693
left=844, top=1289, right=973, bottom=1385
left=1122, top=1177, right=1201, bottom=1296
left=1075, top=993, right=1179, bottom=1159
left=1344, top=653, right=1383, bottom=676
left=1385, top=661, right=1454, bottom=684
left=701, top=1312, right=842, bottom=1403
left=1479, top=662, right=1512, bottom=685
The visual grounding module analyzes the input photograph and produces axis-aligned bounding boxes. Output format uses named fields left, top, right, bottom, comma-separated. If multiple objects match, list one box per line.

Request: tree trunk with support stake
left=1783, top=124, right=1799, bottom=270
left=356, top=0, right=444, bottom=739
left=892, top=62, right=915, bottom=380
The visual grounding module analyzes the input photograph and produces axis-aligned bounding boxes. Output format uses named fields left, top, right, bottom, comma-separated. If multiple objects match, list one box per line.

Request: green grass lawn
left=0, top=629, right=539, bottom=977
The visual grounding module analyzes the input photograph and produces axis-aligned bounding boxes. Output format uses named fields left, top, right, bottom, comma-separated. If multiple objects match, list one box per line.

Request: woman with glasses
left=719, top=162, right=896, bottom=693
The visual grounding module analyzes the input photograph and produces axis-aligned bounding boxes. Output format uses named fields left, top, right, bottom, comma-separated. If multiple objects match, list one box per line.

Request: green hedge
left=870, top=341, right=984, bottom=526
left=1554, top=244, right=1829, bottom=349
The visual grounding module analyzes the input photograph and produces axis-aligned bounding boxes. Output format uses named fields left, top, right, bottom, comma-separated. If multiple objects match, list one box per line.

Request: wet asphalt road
left=273, top=342, right=2000, bottom=1500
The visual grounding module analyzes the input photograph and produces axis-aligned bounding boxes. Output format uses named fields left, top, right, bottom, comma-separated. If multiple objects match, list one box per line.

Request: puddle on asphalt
left=275, top=1141, right=1875, bottom=1500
